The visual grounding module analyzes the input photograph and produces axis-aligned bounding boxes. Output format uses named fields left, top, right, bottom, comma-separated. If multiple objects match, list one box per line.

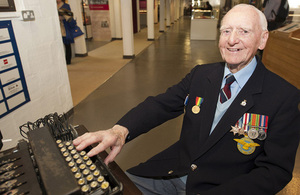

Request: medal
left=234, top=136, right=260, bottom=155
left=230, top=126, right=240, bottom=135
left=233, top=113, right=269, bottom=140
left=192, top=105, right=200, bottom=114
left=192, top=97, right=203, bottom=114
left=247, top=128, right=259, bottom=139
left=257, top=129, right=267, bottom=140
left=230, top=125, right=245, bottom=136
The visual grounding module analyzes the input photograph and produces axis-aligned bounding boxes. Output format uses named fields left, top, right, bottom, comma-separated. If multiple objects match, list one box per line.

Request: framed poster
left=0, top=20, right=30, bottom=118
left=0, top=0, right=16, bottom=12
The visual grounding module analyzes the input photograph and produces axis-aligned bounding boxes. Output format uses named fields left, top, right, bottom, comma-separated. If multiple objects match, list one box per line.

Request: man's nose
left=228, top=30, right=240, bottom=45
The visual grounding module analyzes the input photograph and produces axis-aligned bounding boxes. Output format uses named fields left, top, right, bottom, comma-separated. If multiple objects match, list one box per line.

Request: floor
left=68, top=17, right=300, bottom=194
left=67, top=25, right=162, bottom=106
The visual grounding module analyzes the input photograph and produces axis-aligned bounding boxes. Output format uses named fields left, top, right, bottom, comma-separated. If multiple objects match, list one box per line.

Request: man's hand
left=73, top=125, right=129, bottom=165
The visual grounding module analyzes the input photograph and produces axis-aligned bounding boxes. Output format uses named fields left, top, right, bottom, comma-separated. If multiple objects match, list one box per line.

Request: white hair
left=222, top=4, right=268, bottom=31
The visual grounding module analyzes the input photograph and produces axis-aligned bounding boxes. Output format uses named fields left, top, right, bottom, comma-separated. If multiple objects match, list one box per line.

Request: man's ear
left=258, top=31, right=269, bottom=50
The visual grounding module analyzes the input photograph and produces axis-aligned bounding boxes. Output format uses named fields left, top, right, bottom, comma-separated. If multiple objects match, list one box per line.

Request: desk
left=75, top=125, right=142, bottom=195
left=262, top=27, right=300, bottom=89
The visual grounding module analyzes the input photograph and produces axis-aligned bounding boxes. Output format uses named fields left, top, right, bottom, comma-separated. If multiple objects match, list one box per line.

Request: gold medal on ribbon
left=192, top=97, right=203, bottom=114
left=192, top=105, right=200, bottom=114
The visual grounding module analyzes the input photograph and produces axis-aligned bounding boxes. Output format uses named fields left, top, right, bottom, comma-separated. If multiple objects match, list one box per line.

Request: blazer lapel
left=197, top=64, right=224, bottom=146
left=194, top=59, right=266, bottom=160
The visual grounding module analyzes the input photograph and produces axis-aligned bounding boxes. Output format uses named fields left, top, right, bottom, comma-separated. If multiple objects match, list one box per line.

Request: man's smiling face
left=218, top=6, right=268, bottom=72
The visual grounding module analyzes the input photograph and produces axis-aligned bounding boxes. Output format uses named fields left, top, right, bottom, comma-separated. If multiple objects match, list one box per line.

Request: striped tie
left=220, top=75, right=235, bottom=103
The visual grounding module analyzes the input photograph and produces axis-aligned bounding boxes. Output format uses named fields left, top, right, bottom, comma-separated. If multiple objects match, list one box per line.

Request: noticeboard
left=0, top=20, right=30, bottom=118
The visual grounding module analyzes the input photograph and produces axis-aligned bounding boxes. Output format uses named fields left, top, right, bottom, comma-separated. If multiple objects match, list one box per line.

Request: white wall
left=69, top=0, right=87, bottom=55
left=289, top=0, right=300, bottom=23
left=0, top=0, right=73, bottom=150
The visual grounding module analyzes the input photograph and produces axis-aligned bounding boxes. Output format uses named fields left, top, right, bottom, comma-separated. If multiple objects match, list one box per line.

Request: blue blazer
left=117, top=57, right=300, bottom=194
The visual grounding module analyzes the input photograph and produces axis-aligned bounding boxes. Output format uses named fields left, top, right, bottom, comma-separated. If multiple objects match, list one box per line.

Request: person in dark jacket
left=204, top=1, right=213, bottom=10
left=262, top=0, right=282, bottom=31
left=57, top=0, right=74, bottom=65
left=73, top=4, right=300, bottom=195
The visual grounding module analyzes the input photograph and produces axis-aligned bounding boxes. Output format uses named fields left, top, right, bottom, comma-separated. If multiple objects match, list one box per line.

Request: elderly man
left=74, top=4, right=300, bottom=195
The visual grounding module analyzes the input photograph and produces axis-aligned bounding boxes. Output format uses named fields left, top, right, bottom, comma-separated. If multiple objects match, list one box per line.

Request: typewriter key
left=82, top=155, right=89, bottom=161
left=89, top=164, right=97, bottom=171
left=75, top=172, right=82, bottom=180
left=73, top=154, right=80, bottom=160
left=68, top=161, right=75, bottom=168
left=90, top=181, right=99, bottom=190
left=86, top=174, right=94, bottom=183
left=82, top=169, right=90, bottom=176
left=81, top=184, right=90, bottom=193
left=101, top=181, right=110, bottom=191
left=97, top=175, right=104, bottom=183
left=93, top=170, right=100, bottom=177
left=63, top=152, right=70, bottom=157
left=76, top=159, right=83, bottom=165
left=68, top=145, right=74, bottom=151
left=79, top=164, right=87, bottom=170
left=71, top=167, right=79, bottom=173
left=65, top=156, right=72, bottom=162
left=56, top=140, right=62, bottom=144
left=65, top=141, right=71, bottom=146
left=60, top=147, right=67, bottom=153
left=70, top=149, right=77, bottom=155
left=86, top=160, right=93, bottom=166
left=57, top=143, right=64, bottom=148
left=80, top=151, right=86, bottom=156
left=78, top=178, right=86, bottom=186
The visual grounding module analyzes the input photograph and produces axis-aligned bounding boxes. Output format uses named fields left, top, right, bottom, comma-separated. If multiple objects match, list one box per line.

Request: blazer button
left=191, top=164, right=197, bottom=171
left=168, top=170, right=173, bottom=175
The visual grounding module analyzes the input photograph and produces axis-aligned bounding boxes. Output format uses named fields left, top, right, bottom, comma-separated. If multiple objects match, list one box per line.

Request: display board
left=0, top=20, right=30, bottom=118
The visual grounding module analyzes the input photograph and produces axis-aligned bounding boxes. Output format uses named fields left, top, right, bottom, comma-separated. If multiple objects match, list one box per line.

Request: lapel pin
left=240, top=100, right=247, bottom=106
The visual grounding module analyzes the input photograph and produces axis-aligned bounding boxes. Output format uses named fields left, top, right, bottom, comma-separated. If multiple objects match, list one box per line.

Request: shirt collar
left=223, top=57, right=257, bottom=88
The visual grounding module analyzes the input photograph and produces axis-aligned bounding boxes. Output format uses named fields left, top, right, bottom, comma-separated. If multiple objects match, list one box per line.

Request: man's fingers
left=86, top=142, right=107, bottom=157
left=73, top=132, right=103, bottom=151
left=72, top=128, right=125, bottom=164
left=73, top=132, right=88, bottom=145
left=104, top=146, right=122, bottom=165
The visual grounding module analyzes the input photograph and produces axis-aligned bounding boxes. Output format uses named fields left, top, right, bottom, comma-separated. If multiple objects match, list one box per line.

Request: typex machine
left=0, top=113, right=123, bottom=195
